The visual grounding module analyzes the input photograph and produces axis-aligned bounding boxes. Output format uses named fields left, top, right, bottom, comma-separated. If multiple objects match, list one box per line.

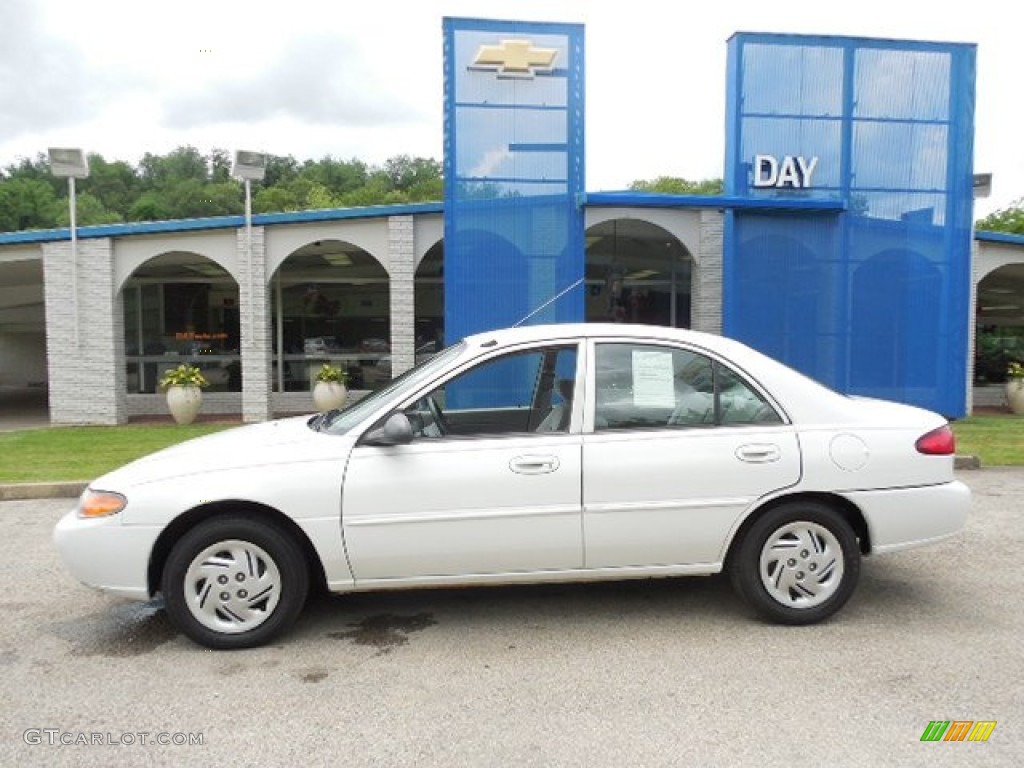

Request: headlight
left=77, top=489, right=127, bottom=519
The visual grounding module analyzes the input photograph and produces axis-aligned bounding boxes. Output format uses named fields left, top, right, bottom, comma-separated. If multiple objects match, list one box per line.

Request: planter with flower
left=1007, top=361, right=1024, bottom=415
left=312, top=363, right=348, bottom=411
left=159, top=364, right=209, bottom=425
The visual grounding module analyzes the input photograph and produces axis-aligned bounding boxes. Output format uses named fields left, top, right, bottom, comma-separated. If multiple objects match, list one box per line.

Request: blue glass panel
left=742, top=43, right=843, bottom=116
left=852, top=122, right=948, bottom=191
left=854, top=49, right=950, bottom=120
left=725, top=34, right=975, bottom=417
left=851, top=191, right=948, bottom=225
left=738, top=117, right=843, bottom=196
left=444, top=18, right=585, bottom=343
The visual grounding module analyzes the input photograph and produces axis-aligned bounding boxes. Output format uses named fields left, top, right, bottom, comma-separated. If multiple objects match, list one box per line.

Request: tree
left=629, top=176, right=724, bottom=195
left=139, top=146, right=210, bottom=190
left=299, top=156, right=368, bottom=195
left=0, top=177, right=60, bottom=231
left=53, top=191, right=122, bottom=226
left=253, top=186, right=299, bottom=214
left=263, top=154, right=300, bottom=189
left=0, top=145, right=447, bottom=232
left=83, top=154, right=139, bottom=216
left=128, top=191, right=171, bottom=222
left=383, top=155, right=442, bottom=193
left=208, top=148, right=233, bottom=184
left=977, top=199, right=1024, bottom=235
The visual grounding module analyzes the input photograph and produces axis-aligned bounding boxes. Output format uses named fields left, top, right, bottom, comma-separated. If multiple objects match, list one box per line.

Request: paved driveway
left=1, top=470, right=1021, bottom=767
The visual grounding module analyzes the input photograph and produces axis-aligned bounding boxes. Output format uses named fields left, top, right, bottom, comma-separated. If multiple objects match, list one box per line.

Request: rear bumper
left=845, top=480, right=971, bottom=554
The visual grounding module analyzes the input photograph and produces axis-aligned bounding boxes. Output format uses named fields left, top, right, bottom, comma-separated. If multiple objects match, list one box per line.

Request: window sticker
left=632, top=350, right=676, bottom=408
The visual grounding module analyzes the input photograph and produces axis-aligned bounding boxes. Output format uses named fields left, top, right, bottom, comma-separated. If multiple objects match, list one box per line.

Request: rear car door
left=582, top=340, right=802, bottom=568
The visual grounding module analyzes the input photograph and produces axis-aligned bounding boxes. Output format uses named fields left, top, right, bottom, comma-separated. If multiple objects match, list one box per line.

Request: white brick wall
left=237, top=226, right=272, bottom=422
left=42, top=238, right=127, bottom=424
left=388, top=215, right=416, bottom=376
left=692, top=210, right=724, bottom=335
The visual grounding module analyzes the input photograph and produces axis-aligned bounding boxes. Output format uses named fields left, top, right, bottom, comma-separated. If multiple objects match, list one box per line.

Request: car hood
left=90, top=415, right=355, bottom=490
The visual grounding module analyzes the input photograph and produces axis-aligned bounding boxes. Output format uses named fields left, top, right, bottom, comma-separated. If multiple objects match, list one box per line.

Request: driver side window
left=405, top=345, right=578, bottom=438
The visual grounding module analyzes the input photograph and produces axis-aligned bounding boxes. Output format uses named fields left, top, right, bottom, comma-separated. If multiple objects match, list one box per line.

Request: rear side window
left=593, top=343, right=782, bottom=431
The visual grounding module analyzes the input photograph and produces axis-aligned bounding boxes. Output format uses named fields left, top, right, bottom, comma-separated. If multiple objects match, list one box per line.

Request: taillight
left=915, top=425, right=956, bottom=455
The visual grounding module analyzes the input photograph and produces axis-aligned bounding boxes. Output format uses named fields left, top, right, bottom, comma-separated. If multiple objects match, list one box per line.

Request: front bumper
left=53, top=509, right=162, bottom=600
left=846, top=480, right=971, bottom=554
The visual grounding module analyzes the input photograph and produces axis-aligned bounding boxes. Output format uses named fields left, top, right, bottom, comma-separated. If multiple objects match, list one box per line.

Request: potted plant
left=312, top=363, right=348, bottom=411
left=159, top=363, right=209, bottom=425
left=1006, top=361, right=1024, bottom=414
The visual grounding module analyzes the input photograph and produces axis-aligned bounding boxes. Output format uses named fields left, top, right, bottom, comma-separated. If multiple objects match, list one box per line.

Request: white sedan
left=54, top=324, right=970, bottom=649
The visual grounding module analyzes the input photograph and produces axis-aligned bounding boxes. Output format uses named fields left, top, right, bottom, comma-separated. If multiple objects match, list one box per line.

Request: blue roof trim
left=975, top=230, right=1024, bottom=246
left=727, top=31, right=976, bottom=54
left=584, top=191, right=847, bottom=213
left=6, top=201, right=1023, bottom=247
left=0, top=202, right=445, bottom=245
left=444, top=17, right=584, bottom=37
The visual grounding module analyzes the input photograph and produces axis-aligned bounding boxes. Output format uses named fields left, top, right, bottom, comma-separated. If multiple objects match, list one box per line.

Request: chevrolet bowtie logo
left=470, top=39, right=558, bottom=78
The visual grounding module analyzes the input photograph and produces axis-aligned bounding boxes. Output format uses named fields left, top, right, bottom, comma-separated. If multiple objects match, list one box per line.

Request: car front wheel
left=730, top=501, right=860, bottom=625
left=162, top=516, right=309, bottom=649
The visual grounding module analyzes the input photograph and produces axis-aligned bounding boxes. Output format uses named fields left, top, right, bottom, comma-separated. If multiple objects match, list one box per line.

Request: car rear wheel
left=162, top=517, right=309, bottom=649
left=730, top=501, right=860, bottom=625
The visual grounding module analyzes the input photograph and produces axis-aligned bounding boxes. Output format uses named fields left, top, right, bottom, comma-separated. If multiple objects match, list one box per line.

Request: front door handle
left=736, top=444, right=781, bottom=463
left=510, top=455, right=560, bottom=475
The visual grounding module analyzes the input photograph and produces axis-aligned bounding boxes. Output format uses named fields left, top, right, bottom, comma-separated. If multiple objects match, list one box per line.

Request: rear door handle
left=510, top=455, right=560, bottom=474
left=736, top=444, right=781, bottom=463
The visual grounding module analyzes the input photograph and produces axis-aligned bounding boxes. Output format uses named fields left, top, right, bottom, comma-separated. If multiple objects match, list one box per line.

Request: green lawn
left=0, top=423, right=236, bottom=483
left=951, top=414, right=1024, bottom=466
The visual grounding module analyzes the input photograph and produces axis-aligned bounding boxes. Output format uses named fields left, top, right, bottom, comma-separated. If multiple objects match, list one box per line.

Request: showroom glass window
left=270, top=242, right=390, bottom=393
left=122, top=255, right=241, bottom=394
left=593, top=343, right=782, bottom=430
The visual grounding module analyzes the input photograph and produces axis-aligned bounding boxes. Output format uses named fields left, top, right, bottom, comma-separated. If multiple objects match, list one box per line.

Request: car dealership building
left=1, top=20, right=1023, bottom=425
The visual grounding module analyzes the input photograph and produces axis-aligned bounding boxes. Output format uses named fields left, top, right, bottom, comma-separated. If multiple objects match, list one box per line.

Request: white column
left=691, top=210, right=725, bottom=335
left=237, top=225, right=271, bottom=422
left=388, top=215, right=416, bottom=376
left=42, top=237, right=127, bottom=424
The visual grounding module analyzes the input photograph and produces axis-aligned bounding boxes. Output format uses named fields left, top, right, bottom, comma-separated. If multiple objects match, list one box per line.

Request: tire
left=162, top=516, right=309, bottom=649
left=729, top=501, right=860, bottom=625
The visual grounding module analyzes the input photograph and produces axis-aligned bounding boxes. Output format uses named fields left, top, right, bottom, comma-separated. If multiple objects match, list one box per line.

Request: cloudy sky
left=1, top=0, right=1019, bottom=217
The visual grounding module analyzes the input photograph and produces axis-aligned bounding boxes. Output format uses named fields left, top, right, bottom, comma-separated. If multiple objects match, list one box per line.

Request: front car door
left=342, top=343, right=584, bottom=583
left=582, top=339, right=801, bottom=569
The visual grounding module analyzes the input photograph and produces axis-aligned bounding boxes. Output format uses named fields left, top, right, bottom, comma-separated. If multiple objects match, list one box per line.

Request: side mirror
left=361, top=412, right=414, bottom=446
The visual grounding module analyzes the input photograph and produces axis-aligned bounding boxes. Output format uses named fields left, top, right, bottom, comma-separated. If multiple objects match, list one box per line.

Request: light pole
left=48, top=147, right=89, bottom=347
left=231, top=151, right=267, bottom=405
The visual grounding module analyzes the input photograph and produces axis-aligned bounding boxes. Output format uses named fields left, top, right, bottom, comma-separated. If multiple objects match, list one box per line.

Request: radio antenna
left=513, top=278, right=585, bottom=327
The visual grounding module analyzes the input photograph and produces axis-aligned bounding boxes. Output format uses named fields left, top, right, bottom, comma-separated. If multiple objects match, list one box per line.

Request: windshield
left=319, top=341, right=467, bottom=434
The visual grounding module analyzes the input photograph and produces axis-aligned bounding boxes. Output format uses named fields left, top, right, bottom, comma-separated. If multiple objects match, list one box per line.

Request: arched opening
left=121, top=251, right=240, bottom=394
left=0, top=258, right=48, bottom=426
left=415, top=241, right=444, bottom=354
left=975, top=262, right=1024, bottom=385
left=269, top=239, right=390, bottom=392
left=585, top=219, right=692, bottom=327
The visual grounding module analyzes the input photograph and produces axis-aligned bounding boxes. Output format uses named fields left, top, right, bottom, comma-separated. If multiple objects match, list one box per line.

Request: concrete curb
left=954, top=455, right=982, bottom=470
left=0, top=456, right=985, bottom=501
left=0, top=482, right=88, bottom=501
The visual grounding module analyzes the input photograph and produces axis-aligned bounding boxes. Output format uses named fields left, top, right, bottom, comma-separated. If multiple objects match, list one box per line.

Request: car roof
left=465, top=323, right=759, bottom=363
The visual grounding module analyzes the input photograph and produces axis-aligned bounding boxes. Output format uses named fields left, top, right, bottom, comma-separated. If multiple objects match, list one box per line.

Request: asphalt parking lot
left=1, top=469, right=1021, bottom=767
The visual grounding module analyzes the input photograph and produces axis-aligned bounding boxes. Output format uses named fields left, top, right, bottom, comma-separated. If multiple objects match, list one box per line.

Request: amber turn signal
left=77, top=490, right=127, bottom=518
